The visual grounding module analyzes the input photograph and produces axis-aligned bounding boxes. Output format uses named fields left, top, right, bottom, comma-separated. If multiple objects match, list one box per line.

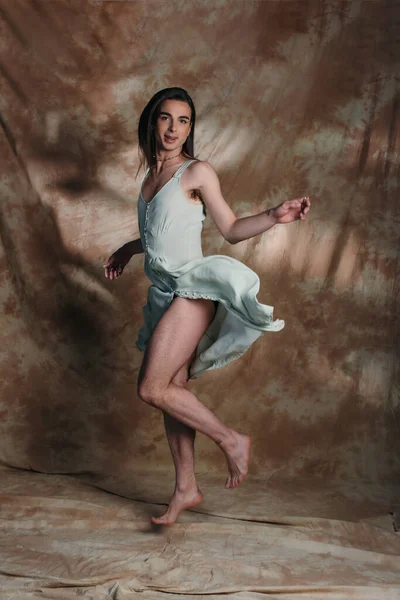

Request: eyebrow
left=159, top=111, right=190, bottom=120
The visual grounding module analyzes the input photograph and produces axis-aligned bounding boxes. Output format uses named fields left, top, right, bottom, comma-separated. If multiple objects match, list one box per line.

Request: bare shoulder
left=186, top=160, right=218, bottom=188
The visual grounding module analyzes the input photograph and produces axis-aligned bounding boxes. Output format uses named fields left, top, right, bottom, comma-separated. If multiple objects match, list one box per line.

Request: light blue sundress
left=135, top=159, right=284, bottom=379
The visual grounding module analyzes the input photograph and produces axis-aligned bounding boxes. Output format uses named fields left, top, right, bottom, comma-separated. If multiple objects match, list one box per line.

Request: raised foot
left=151, top=486, right=203, bottom=526
left=223, top=432, right=251, bottom=490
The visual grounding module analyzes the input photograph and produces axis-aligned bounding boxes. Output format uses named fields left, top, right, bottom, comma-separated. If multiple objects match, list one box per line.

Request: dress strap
left=139, top=166, right=150, bottom=198
left=173, top=159, right=197, bottom=180
left=141, top=166, right=150, bottom=183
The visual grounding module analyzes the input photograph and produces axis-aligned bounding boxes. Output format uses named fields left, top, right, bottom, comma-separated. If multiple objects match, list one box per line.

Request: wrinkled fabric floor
left=1, top=467, right=399, bottom=599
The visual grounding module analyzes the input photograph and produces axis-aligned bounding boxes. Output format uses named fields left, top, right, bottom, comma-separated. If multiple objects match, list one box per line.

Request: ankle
left=175, top=479, right=198, bottom=493
left=218, top=429, right=237, bottom=452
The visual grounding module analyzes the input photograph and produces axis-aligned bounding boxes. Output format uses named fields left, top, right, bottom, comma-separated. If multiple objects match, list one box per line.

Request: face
left=154, top=99, right=192, bottom=152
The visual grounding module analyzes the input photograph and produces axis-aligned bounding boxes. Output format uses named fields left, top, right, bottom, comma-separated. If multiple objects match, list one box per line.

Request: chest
left=142, top=173, right=203, bottom=206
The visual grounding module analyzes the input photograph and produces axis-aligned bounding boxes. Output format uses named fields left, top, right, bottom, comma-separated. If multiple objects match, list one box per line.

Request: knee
left=137, top=379, right=165, bottom=408
left=172, top=372, right=189, bottom=388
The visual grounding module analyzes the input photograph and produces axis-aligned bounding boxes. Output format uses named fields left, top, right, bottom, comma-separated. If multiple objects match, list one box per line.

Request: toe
left=152, top=516, right=171, bottom=526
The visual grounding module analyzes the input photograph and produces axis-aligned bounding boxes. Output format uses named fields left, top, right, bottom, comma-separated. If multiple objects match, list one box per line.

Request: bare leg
left=144, top=378, right=250, bottom=490
left=138, top=297, right=251, bottom=504
left=152, top=355, right=203, bottom=526
left=152, top=412, right=203, bottom=526
left=164, top=410, right=197, bottom=491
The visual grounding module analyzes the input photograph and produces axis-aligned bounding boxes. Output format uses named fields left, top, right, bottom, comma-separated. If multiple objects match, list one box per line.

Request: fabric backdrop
left=0, top=0, right=398, bottom=481
left=0, top=1, right=400, bottom=597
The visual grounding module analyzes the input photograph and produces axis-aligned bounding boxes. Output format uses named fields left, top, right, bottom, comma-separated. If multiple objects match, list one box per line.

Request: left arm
left=194, top=161, right=311, bottom=244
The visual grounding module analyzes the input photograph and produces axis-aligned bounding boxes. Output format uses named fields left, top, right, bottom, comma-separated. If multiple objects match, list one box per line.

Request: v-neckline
left=140, top=161, right=189, bottom=205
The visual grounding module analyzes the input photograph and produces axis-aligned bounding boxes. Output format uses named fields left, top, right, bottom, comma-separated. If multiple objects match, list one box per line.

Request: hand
left=271, top=196, right=311, bottom=225
left=103, top=246, right=132, bottom=280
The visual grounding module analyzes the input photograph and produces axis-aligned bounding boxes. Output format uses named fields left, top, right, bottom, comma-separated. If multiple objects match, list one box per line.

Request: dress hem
left=172, top=290, right=284, bottom=333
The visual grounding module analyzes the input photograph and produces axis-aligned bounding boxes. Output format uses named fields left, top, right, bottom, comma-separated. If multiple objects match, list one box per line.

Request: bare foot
left=151, top=486, right=203, bottom=526
left=221, top=432, right=251, bottom=489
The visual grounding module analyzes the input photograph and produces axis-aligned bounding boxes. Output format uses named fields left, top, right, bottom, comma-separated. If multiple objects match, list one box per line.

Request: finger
left=300, top=198, right=310, bottom=212
left=283, top=201, right=299, bottom=212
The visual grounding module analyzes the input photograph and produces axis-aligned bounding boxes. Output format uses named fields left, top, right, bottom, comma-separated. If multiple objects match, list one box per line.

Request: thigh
left=138, top=296, right=216, bottom=392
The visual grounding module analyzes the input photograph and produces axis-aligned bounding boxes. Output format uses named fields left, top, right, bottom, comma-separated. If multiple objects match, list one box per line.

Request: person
left=104, top=87, right=311, bottom=526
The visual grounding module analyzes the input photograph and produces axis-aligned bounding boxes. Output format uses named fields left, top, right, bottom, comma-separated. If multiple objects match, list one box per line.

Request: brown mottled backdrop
left=1, top=1, right=400, bottom=597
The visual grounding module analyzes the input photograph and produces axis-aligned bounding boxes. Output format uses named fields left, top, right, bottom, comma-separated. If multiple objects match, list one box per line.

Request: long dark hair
left=137, top=87, right=196, bottom=175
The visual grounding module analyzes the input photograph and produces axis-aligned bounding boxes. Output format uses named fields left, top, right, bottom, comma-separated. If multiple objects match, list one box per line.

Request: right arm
left=104, top=238, right=144, bottom=280
left=119, top=238, right=144, bottom=257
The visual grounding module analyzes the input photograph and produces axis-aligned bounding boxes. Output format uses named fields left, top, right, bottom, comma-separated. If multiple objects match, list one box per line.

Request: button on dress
left=135, top=159, right=284, bottom=379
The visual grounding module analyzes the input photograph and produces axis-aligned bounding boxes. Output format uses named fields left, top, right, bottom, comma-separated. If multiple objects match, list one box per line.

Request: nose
left=168, top=121, right=177, bottom=132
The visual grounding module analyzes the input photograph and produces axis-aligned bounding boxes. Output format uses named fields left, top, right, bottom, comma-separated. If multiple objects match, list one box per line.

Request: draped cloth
left=0, top=1, right=399, bottom=597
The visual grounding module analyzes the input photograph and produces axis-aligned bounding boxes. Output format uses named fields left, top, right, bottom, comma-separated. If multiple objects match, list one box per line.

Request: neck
left=152, top=147, right=184, bottom=173
left=156, top=147, right=183, bottom=162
